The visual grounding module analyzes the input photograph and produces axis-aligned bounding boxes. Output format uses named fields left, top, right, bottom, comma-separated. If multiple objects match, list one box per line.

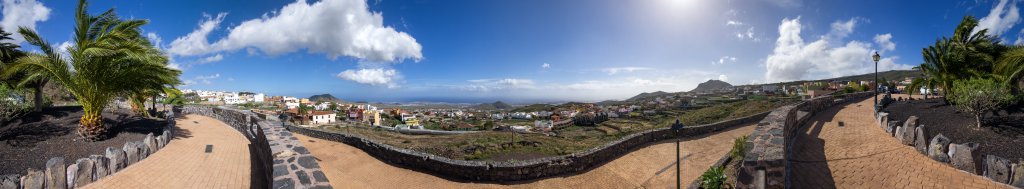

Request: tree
left=949, top=78, right=1014, bottom=128
left=162, top=88, right=185, bottom=106
left=0, top=27, right=49, bottom=113
left=1, top=0, right=180, bottom=141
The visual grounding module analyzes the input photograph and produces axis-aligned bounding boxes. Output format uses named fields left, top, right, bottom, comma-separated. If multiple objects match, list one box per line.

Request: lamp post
left=873, top=52, right=881, bottom=107
left=671, top=119, right=684, bottom=189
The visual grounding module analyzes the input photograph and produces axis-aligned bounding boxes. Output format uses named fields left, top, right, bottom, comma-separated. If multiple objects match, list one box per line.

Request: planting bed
left=885, top=98, right=1024, bottom=160
left=0, top=106, right=169, bottom=175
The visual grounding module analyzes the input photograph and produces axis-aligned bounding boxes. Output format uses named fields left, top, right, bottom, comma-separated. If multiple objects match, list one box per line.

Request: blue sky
left=1, top=0, right=1020, bottom=103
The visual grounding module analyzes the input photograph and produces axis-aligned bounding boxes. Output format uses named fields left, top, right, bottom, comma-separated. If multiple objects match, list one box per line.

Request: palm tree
left=908, top=66, right=939, bottom=99
left=0, top=27, right=21, bottom=62
left=917, top=16, right=1002, bottom=101
left=1, top=0, right=180, bottom=141
left=993, top=46, right=1024, bottom=92
left=0, top=27, right=51, bottom=112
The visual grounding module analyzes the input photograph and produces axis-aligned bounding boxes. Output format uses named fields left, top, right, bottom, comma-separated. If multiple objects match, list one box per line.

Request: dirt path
left=83, top=115, right=252, bottom=189
left=294, top=123, right=756, bottom=189
left=788, top=94, right=1011, bottom=188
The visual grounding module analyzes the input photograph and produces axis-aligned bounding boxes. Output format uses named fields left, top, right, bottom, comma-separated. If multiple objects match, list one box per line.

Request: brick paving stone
left=788, top=94, right=1014, bottom=189
left=294, top=123, right=759, bottom=189
left=81, top=115, right=252, bottom=189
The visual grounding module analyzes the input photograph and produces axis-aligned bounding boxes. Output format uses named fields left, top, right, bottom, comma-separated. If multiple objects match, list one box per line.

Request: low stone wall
left=181, top=105, right=332, bottom=188
left=737, top=91, right=875, bottom=188
left=287, top=110, right=771, bottom=182
left=0, top=108, right=177, bottom=189
left=875, top=98, right=1023, bottom=188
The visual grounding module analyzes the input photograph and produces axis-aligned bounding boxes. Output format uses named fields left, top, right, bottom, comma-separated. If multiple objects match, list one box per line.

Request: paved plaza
left=83, top=115, right=253, bottom=189
left=788, top=94, right=1013, bottom=189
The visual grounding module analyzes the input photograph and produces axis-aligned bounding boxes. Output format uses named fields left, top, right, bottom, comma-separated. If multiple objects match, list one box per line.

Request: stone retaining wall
left=284, top=109, right=765, bottom=181
left=875, top=98, right=1024, bottom=188
left=737, top=91, right=875, bottom=188
left=0, top=108, right=177, bottom=189
left=286, top=110, right=771, bottom=182
left=181, top=105, right=332, bottom=189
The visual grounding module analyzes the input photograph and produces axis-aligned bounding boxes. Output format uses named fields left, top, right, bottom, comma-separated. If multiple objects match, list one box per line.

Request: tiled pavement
left=83, top=115, right=252, bottom=189
left=294, top=123, right=758, bottom=189
left=789, top=94, right=1012, bottom=189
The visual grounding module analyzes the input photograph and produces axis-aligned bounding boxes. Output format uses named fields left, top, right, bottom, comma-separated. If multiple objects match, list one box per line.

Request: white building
left=311, top=112, right=336, bottom=124
left=253, top=93, right=265, bottom=102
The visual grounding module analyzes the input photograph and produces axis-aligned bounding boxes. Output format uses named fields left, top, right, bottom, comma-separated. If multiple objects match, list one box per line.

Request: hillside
left=308, top=94, right=344, bottom=102
left=471, top=101, right=513, bottom=110
left=735, top=70, right=920, bottom=88
left=689, top=80, right=733, bottom=93
left=511, top=104, right=555, bottom=112
left=626, top=91, right=668, bottom=101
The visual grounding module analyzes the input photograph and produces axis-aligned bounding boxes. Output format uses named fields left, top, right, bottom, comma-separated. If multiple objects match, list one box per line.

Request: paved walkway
left=294, top=123, right=757, bottom=189
left=84, top=115, right=252, bottom=189
left=789, top=94, right=1011, bottom=189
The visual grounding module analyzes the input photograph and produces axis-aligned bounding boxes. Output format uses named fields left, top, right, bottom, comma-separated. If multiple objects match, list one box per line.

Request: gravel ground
left=885, top=97, right=1024, bottom=160
left=0, top=106, right=167, bottom=175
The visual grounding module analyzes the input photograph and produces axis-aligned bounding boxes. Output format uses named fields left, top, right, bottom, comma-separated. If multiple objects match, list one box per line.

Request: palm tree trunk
left=33, top=83, right=43, bottom=112
left=78, top=108, right=106, bottom=141
left=975, top=114, right=982, bottom=128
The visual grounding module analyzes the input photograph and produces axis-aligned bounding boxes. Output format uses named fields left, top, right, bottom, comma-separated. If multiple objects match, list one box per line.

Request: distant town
left=180, top=70, right=924, bottom=134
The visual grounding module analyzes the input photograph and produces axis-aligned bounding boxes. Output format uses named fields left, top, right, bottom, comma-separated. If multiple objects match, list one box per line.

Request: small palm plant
left=2, top=0, right=180, bottom=141
left=700, top=166, right=728, bottom=189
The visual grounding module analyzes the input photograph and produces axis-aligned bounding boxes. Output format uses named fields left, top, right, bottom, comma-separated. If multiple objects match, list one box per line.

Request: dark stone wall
left=738, top=92, right=875, bottom=188
left=287, top=110, right=770, bottom=182
left=182, top=105, right=331, bottom=188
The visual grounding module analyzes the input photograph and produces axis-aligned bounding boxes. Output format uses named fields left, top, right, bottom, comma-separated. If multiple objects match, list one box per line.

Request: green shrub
left=949, top=78, right=1014, bottom=128
left=729, top=135, right=749, bottom=159
left=700, top=166, right=727, bottom=189
left=0, top=85, right=32, bottom=123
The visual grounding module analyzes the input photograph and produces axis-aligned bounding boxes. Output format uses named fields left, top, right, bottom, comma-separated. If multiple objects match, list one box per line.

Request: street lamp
left=671, top=119, right=685, bottom=189
left=873, top=52, right=881, bottom=107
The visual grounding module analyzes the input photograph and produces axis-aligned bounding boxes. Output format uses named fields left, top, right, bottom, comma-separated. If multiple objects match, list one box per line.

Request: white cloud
left=195, top=73, right=220, bottom=80
left=1016, top=29, right=1024, bottom=45
left=724, top=11, right=760, bottom=42
left=874, top=33, right=895, bottom=52
left=146, top=32, right=186, bottom=70
left=462, top=78, right=536, bottom=91
left=0, top=0, right=50, bottom=44
left=765, top=17, right=912, bottom=83
left=167, top=63, right=182, bottom=70
left=53, top=40, right=71, bottom=59
left=718, top=74, right=729, bottom=81
left=168, top=13, right=226, bottom=57
left=713, top=56, right=737, bottom=65
left=193, top=73, right=220, bottom=85
left=602, top=67, right=652, bottom=75
left=336, top=68, right=401, bottom=88
left=197, top=54, right=224, bottom=64
left=976, top=0, right=1021, bottom=35
left=541, top=63, right=550, bottom=69
left=827, top=17, right=862, bottom=40
left=168, top=0, right=422, bottom=63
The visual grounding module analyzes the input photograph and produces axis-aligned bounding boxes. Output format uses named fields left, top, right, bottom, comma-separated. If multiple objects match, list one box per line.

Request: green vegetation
left=0, top=0, right=180, bottom=141
left=699, top=166, right=728, bottom=189
left=0, top=84, right=31, bottom=123
left=317, top=98, right=797, bottom=161
left=950, top=78, right=1014, bottom=128
left=910, top=16, right=1024, bottom=105
left=729, top=135, right=748, bottom=160
left=671, top=99, right=794, bottom=126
